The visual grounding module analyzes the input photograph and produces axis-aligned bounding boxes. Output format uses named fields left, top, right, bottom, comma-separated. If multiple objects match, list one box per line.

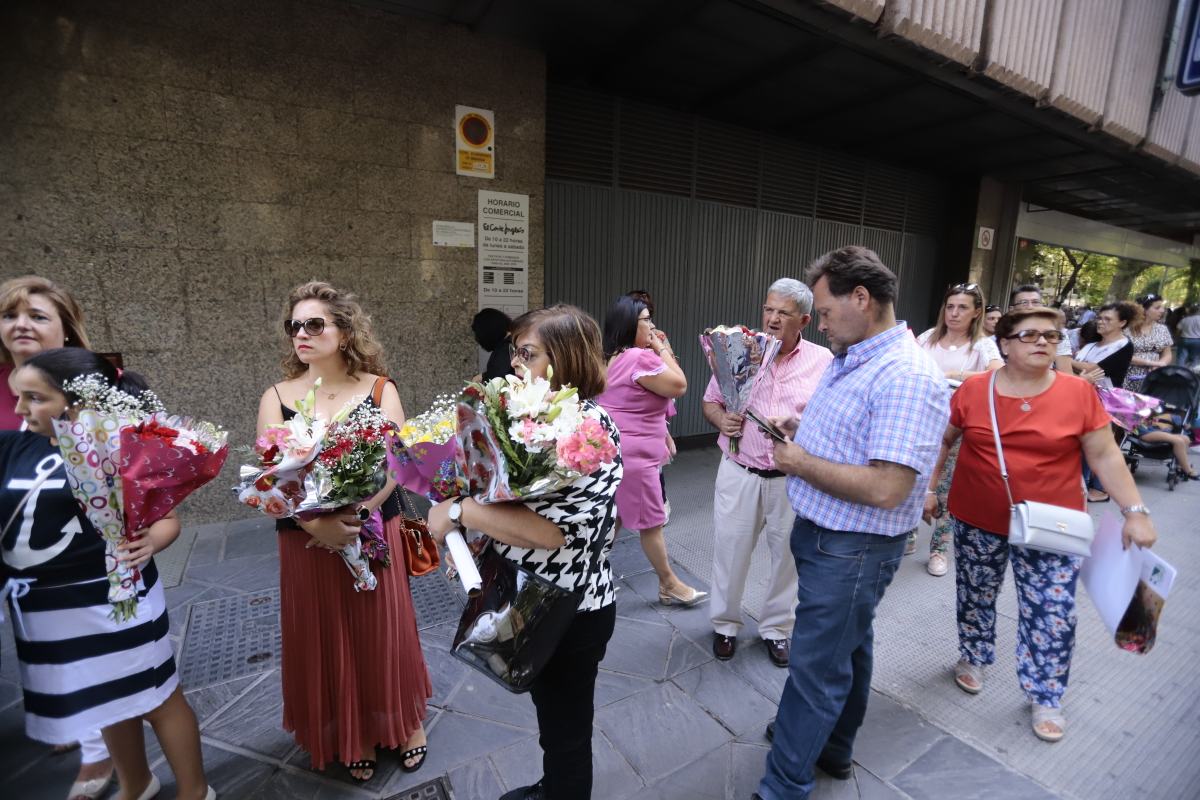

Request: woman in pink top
left=597, top=296, right=706, bottom=606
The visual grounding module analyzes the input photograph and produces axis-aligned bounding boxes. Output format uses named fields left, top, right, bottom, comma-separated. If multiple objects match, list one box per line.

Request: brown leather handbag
left=398, top=489, right=440, bottom=577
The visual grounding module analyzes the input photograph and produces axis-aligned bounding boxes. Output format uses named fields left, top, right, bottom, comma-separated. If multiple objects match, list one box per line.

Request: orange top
left=948, top=371, right=1110, bottom=534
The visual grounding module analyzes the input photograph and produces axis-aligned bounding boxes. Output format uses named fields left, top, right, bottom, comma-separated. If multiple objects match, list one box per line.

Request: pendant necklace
left=1002, top=371, right=1034, bottom=412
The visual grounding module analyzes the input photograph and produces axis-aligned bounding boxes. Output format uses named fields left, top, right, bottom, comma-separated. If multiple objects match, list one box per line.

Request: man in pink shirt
left=702, top=278, right=833, bottom=666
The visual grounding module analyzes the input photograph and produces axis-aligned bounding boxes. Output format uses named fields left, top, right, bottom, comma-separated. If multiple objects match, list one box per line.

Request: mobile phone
left=744, top=409, right=789, bottom=443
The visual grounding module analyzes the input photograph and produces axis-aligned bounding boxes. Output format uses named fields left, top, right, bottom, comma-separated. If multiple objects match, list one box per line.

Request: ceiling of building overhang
left=350, top=0, right=1200, bottom=245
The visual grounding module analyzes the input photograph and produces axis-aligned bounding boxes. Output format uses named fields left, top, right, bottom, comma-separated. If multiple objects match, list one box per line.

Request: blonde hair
left=0, top=276, right=92, bottom=364
left=928, top=284, right=987, bottom=349
left=279, top=281, right=387, bottom=379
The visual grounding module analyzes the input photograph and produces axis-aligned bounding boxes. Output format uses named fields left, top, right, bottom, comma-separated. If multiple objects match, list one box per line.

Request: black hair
left=1139, top=293, right=1163, bottom=310
left=626, top=289, right=655, bottom=317
left=471, top=307, right=512, bottom=352
left=1078, top=319, right=1100, bottom=346
left=1009, top=284, right=1042, bottom=305
left=805, top=246, right=897, bottom=307
left=22, top=348, right=150, bottom=401
left=603, top=295, right=647, bottom=359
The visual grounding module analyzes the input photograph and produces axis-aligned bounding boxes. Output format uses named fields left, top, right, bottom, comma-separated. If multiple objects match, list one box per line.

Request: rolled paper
left=446, top=528, right=482, bottom=597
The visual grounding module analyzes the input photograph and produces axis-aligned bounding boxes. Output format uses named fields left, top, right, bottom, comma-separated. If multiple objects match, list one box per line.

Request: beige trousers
left=709, top=457, right=798, bottom=641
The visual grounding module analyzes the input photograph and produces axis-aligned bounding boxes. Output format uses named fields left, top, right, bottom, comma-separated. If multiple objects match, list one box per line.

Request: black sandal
left=400, top=745, right=428, bottom=774
left=346, top=759, right=376, bottom=783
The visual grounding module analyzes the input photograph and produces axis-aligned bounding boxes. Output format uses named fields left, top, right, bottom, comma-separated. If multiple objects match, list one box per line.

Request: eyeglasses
left=284, top=318, right=327, bottom=337
left=1010, top=298, right=1042, bottom=308
left=637, top=314, right=654, bottom=325
left=509, top=343, right=542, bottom=363
left=1006, top=329, right=1064, bottom=344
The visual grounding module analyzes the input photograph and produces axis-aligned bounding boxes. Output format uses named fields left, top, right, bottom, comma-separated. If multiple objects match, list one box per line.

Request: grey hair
left=767, top=278, right=814, bottom=315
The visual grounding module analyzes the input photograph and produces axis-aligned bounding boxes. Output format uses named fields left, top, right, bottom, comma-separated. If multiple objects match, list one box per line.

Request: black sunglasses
left=949, top=283, right=981, bottom=295
left=985, top=305, right=1001, bottom=313
left=284, top=318, right=327, bottom=337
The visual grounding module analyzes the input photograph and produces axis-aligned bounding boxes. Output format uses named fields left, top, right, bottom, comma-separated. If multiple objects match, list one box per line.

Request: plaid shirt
left=787, top=323, right=950, bottom=536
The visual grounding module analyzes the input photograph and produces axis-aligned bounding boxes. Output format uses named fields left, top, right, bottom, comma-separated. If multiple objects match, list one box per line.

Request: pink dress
left=597, top=348, right=671, bottom=530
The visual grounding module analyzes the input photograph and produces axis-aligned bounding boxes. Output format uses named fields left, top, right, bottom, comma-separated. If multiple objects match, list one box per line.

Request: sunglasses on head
left=284, top=317, right=327, bottom=337
left=949, top=283, right=980, bottom=295
left=986, top=305, right=1001, bottom=313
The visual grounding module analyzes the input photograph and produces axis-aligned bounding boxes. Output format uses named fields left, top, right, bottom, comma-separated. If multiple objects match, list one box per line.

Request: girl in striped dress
left=1, top=348, right=213, bottom=800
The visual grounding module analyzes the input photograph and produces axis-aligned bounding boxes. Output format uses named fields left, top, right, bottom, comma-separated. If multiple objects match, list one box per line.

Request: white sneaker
left=927, top=553, right=949, bottom=576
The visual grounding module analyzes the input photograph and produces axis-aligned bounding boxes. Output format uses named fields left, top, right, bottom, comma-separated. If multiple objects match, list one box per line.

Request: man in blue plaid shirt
left=755, top=246, right=949, bottom=800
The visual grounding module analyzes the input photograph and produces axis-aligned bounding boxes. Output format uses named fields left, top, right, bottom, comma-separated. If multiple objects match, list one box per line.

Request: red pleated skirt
left=277, top=517, right=433, bottom=769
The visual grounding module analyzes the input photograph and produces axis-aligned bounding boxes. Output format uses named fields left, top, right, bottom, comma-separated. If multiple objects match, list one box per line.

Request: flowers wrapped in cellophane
left=699, top=325, right=782, bottom=453
left=52, top=375, right=229, bottom=621
left=235, top=381, right=393, bottom=591
left=385, top=393, right=459, bottom=502
left=1095, top=386, right=1162, bottom=432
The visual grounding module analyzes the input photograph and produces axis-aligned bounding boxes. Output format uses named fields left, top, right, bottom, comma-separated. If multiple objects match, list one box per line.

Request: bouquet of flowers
left=700, top=324, right=782, bottom=453
left=385, top=393, right=459, bottom=501
left=1095, top=386, right=1161, bottom=432
left=52, top=375, right=229, bottom=621
left=236, top=381, right=392, bottom=591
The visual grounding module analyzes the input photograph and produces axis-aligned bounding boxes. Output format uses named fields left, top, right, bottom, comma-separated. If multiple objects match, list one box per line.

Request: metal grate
left=410, top=571, right=465, bottom=631
left=179, top=590, right=281, bottom=688
left=385, top=776, right=451, bottom=800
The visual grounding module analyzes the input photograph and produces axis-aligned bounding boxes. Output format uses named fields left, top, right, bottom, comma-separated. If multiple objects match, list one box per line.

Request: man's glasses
left=284, top=318, right=326, bottom=337
left=509, top=343, right=541, bottom=363
left=1010, top=298, right=1042, bottom=308
left=1006, top=329, right=1064, bottom=344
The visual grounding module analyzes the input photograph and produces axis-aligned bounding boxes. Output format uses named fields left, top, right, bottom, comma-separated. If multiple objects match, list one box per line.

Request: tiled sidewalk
left=1, top=511, right=1053, bottom=799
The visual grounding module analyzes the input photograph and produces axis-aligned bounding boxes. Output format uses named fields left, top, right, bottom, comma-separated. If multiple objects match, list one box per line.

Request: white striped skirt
left=7, top=561, right=178, bottom=744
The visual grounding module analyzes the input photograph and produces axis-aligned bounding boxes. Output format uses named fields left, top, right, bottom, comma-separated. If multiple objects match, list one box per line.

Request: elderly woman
left=909, top=283, right=1002, bottom=577
left=427, top=305, right=623, bottom=800
left=924, top=306, right=1157, bottom=743
left=1124, top=294, right=1173, bottom=392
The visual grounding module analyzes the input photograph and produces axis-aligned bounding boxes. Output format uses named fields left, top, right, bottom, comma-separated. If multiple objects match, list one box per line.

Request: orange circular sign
left=459, top=113, right=492, bottom=148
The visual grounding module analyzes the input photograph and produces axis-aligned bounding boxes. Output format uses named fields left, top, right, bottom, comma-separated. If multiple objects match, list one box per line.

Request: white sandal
left=1031, top=703, right=1066, bottom=742
left=953, top=659, right=983, bottom=694
left=66, top=773, right=113, bottom=800
left=134, top=775, right=161, bottom=800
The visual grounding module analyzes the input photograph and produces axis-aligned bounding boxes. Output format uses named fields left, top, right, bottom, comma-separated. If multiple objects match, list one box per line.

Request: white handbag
left=987, top=371, right=1095, bottom=558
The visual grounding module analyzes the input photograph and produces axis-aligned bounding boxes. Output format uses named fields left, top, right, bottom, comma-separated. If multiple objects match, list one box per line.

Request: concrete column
left=971, top=176, right=1023, bottom=308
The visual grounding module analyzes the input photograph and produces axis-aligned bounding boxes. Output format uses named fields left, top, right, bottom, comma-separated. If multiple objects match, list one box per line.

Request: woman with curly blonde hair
left=255, top=281, right=432, bottom=782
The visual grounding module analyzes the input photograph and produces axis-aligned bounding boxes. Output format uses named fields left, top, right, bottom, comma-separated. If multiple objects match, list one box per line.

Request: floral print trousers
left=953, top=517, right=1082, bottom=708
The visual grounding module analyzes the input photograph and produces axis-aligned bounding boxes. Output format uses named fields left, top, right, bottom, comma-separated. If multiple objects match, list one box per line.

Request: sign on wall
left=977, top=226, right=995, bottom=251
left=1179, top=0, right=1200, bottom=95
left=456, top=105, right=495, bottom=178
left=478, top=190, right=528, bottom=318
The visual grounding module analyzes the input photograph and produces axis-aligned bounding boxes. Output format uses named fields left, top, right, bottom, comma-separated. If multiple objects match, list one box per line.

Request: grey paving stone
left=225, top=516, right=276, bottom=537
left=154, top=741, right=276, bottom=798
left=664, top=629, right=716, bottom=679
left=382, top=710, right=531, bottom=796
left=625, top=743, right=727, bottom=800
left=598, top=615, right=674, bottom=680
left=621, top=562, right=711, bottom=614
left=490, top=727, right=643, bottom=800
left=203, top=669, right=296, bottom=761
left=593, top=668, right=658, bottom=710
left=670, top=659, right=778, bottom=736
left=608, top=532, right=655, bottom=580
left=595, top=682, right=730, bottom=783
left=855, top=769, right=912, bottom=800
left=418, top=629, right=471, bottom=709
left=0, top=703, right=48, bottom=782
left=613, top=581, right=670, bottom=624
left=724, top=637, right=789, bottom=703
left=223, top=525, right=281, bottom=560
left=254, top=767, right=376, bottom=799
left=445, top=671, right=538, bottom=730
left=730, top=742, right=769, bottom=799
left=0, top=676, right=21, bottom=711
left=851, top=693, right=946, bottom=780
left=447, top=759, right=506, bottom=800
left=186, top=531, right=225, bottom=567
left=186, top=552, right=277, bottom=588
left=891, top=736, right=1059, bottom=800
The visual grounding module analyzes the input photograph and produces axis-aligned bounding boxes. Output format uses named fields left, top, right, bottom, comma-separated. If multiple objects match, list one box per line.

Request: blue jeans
left=757, top=518, right=906, bottom=800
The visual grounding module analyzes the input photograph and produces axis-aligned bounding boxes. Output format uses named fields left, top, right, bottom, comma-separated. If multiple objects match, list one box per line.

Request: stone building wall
left=0, top=0, right=546, bottom=521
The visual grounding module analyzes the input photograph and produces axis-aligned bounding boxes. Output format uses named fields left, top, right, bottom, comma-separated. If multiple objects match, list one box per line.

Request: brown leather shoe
left=764, top=637, right=789, bottom=667
left=713, top=633, right=736, bottom=661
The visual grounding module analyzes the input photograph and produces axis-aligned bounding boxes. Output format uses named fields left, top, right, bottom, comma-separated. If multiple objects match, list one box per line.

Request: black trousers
left=528, top=602, right=617, bottom=800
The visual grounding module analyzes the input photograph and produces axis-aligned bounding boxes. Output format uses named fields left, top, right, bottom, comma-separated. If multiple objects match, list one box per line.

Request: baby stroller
left=1123, top=365, right=1200, bottom=490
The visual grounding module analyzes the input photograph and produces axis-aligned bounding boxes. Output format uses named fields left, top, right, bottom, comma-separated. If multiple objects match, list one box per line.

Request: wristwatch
left=1120, top=504, right=1151, bottom=517
left=448, top=498, right=465, bottom=526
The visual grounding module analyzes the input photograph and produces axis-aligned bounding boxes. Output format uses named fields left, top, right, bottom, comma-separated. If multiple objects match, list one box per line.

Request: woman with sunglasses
left=909, top=283, right=1003, bottom=577
left=257, top=282, right=430, bottom=783
left=426, top=305, right=622, bottom=800
left=597, top=295, right=705, bottom=606
left=0, top=277, right=120, bottom=800
left=1123, top=294, right=1173, bottom=392
left=924, top=306, right=1157, bottom=743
